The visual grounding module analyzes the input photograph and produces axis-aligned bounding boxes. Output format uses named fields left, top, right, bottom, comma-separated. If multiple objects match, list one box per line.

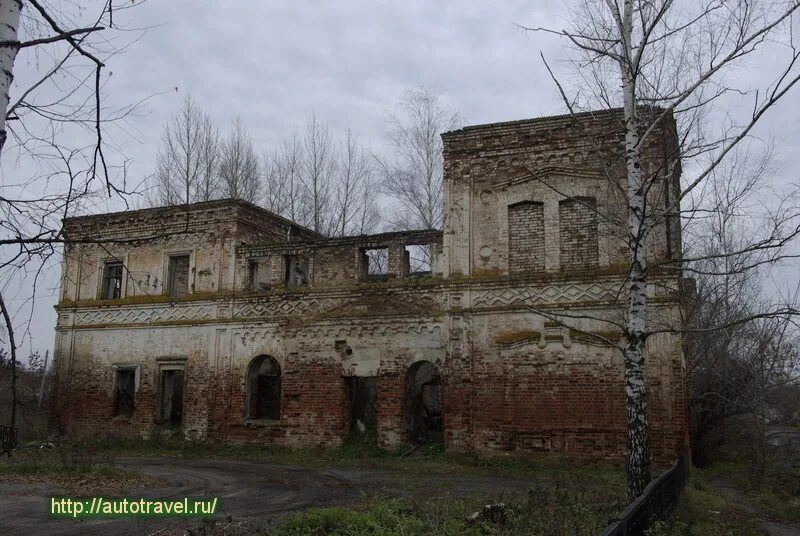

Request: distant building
left=51, top=109, right=689, bottom=462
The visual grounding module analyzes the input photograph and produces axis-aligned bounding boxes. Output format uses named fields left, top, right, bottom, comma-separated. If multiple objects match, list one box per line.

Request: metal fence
left=600, top=456, right=687, bottom=536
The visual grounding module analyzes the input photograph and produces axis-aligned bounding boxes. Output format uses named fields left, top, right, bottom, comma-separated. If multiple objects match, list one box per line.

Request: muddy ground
left=0, top=456, right=539, bottom=535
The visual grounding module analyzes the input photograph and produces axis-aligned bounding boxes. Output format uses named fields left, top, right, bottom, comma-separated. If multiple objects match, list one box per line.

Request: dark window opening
left=405, top=244, right=433, bottom=277
left=249, top=260, right=269, bottom=291
left=247, top=355, right=281, bottom=420
left=102, top=261, right=123, bottom=299
left=167, top=255, right=190, bottom=297
left=158, top=369, right=184, bottom=425
left=405, top=360, right=443, bottom=444
left=285, top=255, right=309, bottom=287
left=113, top=368, right=135, bottom=417
left=360, top=247, right=388, bottom=282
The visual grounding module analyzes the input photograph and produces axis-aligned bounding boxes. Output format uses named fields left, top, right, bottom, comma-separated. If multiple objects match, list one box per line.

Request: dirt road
left=0, top=456, right=536, bottom=535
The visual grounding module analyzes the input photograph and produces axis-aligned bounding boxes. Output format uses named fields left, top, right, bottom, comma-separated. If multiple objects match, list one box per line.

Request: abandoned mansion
left=51, top=109, right=689, bottom=462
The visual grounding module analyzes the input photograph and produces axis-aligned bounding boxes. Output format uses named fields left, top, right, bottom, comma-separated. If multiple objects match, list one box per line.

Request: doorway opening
left=405, top=361, right=442, bottom=444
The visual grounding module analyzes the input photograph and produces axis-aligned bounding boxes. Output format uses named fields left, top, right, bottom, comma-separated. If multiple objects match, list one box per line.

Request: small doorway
left=158, top=368, right=184, bottom=425
left=405, top=361, right=443, bottom=444
left=347, top=377, right=378, bottom=439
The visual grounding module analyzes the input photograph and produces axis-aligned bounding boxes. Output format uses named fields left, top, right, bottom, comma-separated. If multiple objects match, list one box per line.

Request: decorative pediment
left=495, top=165, right=608, bottom=191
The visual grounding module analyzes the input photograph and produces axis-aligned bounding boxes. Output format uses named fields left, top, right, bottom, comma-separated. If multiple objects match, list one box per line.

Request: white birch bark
left=617, top=0, right=652, bottom=500
left=0, top=0, right=22, bottom=155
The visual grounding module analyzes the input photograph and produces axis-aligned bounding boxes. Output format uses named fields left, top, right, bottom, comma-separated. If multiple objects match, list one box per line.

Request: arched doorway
left=405, top=360, right=443, bottom=444
left=245, top=355, right=281, bottom=421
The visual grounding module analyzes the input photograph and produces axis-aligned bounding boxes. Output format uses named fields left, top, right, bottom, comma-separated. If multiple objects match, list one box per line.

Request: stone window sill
left=244, top=419, right=282, bottom=427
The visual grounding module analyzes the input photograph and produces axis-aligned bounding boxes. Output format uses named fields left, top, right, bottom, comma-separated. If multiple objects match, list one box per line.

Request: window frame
left=111, top=364, right=139, bottom=418
left=97, top=255, right=127, bottom=300
left=154, top=357, right=187, bottom=425
left=164, top=251, right=192, bottom=297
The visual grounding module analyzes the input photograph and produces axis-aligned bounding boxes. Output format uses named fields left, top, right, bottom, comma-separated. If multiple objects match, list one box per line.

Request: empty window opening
left=158, top=368, right=184, bottom=425
left=405, top=361, right=443, bottom=444
left=285, top=255, right=309, bottom=287
left=559, top=197, right=599, bottom=271
left=405, top=244, right=433, bottom=277
left=167, top=254, right=190, bottom=297
left=347, top=376, right=378, bottom=439
left=247, top=355, right=281, bottom=420
left=249, top=260, right=269, bottom=291
left=102, top=261, right=123, bottom=299
left=360, top=247, right=388, bottom=282
left=113, top=368, right=135, bottom=417
left=508, top=201, right=545, bottom=273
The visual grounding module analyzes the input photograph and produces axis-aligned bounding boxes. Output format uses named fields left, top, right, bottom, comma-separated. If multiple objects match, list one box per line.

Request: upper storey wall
left=441, top=108, right=682, bottom=278
left=237, top=229, right=444, bottom=292
left=60, top=200, right=319, bottom=303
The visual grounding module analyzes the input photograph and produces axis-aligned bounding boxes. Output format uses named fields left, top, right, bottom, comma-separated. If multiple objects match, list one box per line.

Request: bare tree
left=262, top=130, right=303, bottom=220
left=334, top=128, right=377, bottom=236
left=219, top=116, right=260, bottom=204
left=523, top=0, right=800, bottom=498
left=301, top=114, right=336, bottom=235
left=377, top=87, right=462, bottom=230
left=195, top=112, right=221, bottom=202
left=150, top=94, right=220, bottom=206
left=0, top=1, right=150, bottom=450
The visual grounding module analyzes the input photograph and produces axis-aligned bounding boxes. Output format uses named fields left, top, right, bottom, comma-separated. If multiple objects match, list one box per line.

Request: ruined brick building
left=51, top=109, right=689, bottom=462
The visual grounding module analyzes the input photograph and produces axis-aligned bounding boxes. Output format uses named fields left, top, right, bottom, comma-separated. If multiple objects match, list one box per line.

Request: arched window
left=246, top=355, right=281, bottom=420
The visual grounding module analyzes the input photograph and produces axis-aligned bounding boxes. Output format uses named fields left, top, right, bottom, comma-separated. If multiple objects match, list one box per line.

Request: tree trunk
left=620, top=57, right=652, bottom=502
left=618, top=0, right=651, bottom=500
left=0, top=0, right=22, bottom=155
left=0, top=291, right=17, bottom=457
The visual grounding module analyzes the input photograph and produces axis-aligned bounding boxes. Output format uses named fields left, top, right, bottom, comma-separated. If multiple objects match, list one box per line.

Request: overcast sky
left=4, top=0, right=799, bottom=359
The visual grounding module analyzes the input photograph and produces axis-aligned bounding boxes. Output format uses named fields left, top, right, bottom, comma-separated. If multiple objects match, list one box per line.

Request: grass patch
left=271, top=490, right=623, bottom=536
left=646, top=468, right=768, bottom=536
left=0, top=445, right=164, bottom=496
left=89, top=434, right=623, bottom=486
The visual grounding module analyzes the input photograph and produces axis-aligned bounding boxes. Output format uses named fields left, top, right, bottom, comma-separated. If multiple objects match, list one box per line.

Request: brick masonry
left=51, top=109, right=690, bottom=464
left=508, top=201, right=545, bottom=273
left=559, top=197, right=599, bottom=271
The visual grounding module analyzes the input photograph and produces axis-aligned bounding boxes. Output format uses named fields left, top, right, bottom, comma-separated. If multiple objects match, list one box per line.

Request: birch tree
left=523, top=0, right=800, bottom=498
left=219, top=116, right=260, bottom=204
left=0, top=1, right=146, bottom=452
left=377, top=87, right=462, bottom=230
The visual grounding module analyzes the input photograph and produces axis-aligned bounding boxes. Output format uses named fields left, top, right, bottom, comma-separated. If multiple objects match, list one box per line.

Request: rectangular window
left=113, top=368, right=135, bottom=417
left=360, top=248, right=388, bottom=282
left=249, top=260, right=270, bottom=291
left=158, top=368, right=184, bottom=425
left=284, top=255, right=309, bottom=287
left=167, top=254, right=190, bottom=297
left=101, top=261, right=123, bottom=299
left=405, top=244, right=433, bottom=277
